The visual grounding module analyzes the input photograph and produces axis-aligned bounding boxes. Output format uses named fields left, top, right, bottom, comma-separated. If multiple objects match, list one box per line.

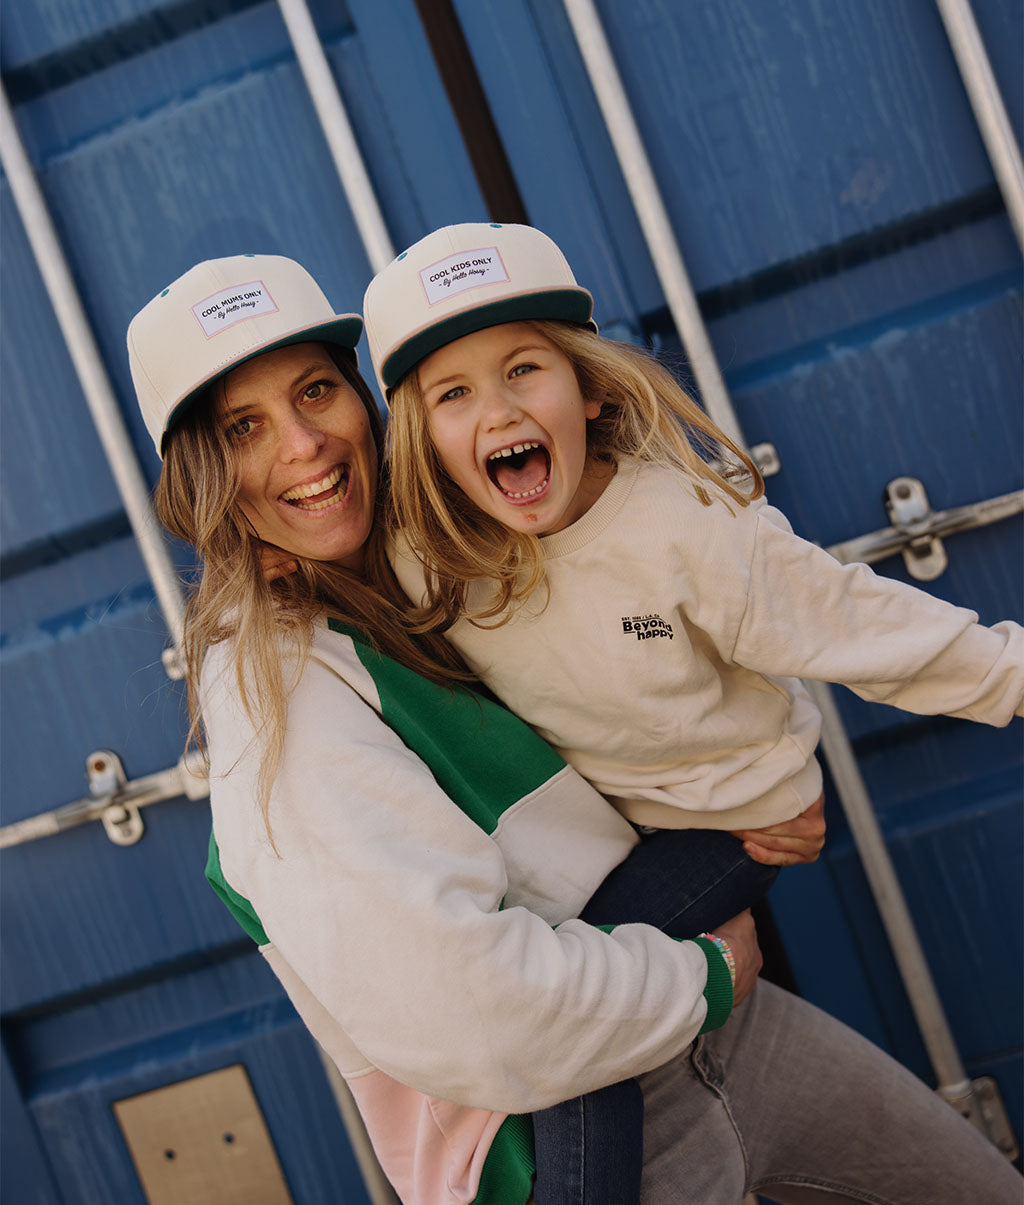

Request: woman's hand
left=258, top=543, right=298, bottom=584
left=714, top=909, right=762, bottom=1007
left=730, top=794, right=826, bottom=867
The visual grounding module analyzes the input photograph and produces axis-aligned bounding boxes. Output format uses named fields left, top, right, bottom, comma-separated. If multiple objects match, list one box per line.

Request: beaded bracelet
left=700, top=932, right=737, bottom=990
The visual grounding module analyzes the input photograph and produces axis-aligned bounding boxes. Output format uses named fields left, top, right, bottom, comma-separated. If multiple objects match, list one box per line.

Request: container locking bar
left=0, top=750, right=209, bottom=850
left=827, top=480, right=1023, bottom=580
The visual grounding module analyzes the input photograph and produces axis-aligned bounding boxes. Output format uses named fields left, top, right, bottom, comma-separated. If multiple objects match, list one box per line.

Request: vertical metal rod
left=560, top=0, right=744, bottom=449
left=934, top=0, right=1024, bottom=251
left=0, top=84, right=187, bottom=668
left=805, top=681, right=971, bottom=1096
left=561, top=0, right=978, bottom=1105
left=276, top=0, right=395, bottom=273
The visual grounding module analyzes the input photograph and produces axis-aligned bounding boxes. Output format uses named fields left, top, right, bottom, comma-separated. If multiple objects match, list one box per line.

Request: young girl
left=363, top=222, right=1024, bottom=1205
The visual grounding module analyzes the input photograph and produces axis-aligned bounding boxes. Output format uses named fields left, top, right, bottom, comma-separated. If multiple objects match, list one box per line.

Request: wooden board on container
left=113, top=1065, right=292, bottom=1205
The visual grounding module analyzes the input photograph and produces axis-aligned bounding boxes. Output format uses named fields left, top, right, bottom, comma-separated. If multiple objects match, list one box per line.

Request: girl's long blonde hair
left=387, top=320, right=763, bottom=629
left=155, top=350, right=469, bottom=838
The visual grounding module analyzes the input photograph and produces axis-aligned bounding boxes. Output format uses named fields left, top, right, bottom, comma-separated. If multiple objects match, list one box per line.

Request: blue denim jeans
left=531, top=827, right=779, bottom=1205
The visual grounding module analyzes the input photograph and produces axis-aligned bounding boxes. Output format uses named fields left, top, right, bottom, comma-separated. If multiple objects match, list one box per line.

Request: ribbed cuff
left=693, top=937, right=734, bottom=1033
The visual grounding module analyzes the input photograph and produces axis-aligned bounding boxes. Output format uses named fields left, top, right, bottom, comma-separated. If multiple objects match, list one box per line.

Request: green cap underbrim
left=381, top=289, right=596, bottom=394
left=160, top=314, right=363, bottom=454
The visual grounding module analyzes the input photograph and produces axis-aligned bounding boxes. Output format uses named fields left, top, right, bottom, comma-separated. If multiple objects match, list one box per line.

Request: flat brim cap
left=127, top=253, right=363, bottom=456
left=363, top=223, right=596, bottom=397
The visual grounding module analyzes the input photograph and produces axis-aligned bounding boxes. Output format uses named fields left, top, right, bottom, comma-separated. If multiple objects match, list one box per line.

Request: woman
left=127, top=252, right=1020, bottom=1205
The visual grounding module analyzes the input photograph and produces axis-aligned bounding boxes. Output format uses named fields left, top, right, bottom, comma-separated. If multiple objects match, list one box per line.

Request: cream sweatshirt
left=393, top=458, right=1023, bottom=831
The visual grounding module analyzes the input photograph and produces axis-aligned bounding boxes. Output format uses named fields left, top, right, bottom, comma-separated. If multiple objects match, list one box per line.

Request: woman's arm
left=732, top=793, right=827, bottom=866
left=713, top=910, right=761, bottom=1005
left=203, top=640, right=739, bottom=1114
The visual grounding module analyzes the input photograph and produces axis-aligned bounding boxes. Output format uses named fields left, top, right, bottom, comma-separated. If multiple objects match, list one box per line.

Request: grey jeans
left=638, top=980, right=1021, bottom=1204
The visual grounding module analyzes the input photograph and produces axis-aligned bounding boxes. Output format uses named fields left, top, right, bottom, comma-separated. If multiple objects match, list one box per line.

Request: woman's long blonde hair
left=156, top=350, right=469, bottom=838
left=387, top=320, right=763, bottom=629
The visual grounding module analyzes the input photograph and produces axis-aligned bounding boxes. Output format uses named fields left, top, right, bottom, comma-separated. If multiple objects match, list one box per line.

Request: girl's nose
left=280, top=413, right=327, bottom=460
left=482, top=384, right=522, bottom=431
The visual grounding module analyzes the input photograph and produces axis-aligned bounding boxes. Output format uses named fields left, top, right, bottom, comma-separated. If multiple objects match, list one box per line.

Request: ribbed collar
left=539, top=458, right=641, bottom=559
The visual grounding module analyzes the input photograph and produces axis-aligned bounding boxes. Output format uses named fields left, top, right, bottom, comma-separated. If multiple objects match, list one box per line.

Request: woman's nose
left=280, top=413, right=327, bottom=460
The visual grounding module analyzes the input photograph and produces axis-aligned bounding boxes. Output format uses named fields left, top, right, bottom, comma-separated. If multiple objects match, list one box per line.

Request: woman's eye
left=227, top=417, right=256, bottom=440
left=303, top=379, right=334, bottom=402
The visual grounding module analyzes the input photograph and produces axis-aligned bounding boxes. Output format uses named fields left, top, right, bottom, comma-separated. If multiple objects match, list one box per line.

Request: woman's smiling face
left=221, top=342, right=378, bottom=570
left=416, top=322, right=606, bottom=536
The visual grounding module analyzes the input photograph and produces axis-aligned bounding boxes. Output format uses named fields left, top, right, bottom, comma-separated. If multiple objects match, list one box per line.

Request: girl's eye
left=510, top=363, right=537, bottom=379
left=438, top=385, right=468, bottom=403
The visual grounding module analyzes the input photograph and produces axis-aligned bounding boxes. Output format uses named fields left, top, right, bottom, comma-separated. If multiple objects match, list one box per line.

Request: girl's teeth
left=505, top=483, right=546, bottom=498
left=488, top=441, right=539, bottom=461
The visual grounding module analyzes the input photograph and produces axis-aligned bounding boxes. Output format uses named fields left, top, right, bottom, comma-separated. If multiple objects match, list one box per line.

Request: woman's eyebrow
left=221, top=363, right=328, bottom=416
left=289, top=362, right=331, bottom=389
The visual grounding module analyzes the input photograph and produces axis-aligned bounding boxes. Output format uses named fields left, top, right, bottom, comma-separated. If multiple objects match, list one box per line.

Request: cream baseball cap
left=363, top=223, right=596, bottom=398
left=127, top=253, right=363, bottom=456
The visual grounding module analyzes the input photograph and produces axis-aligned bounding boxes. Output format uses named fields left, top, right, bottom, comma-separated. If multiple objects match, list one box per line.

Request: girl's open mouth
left=280, top=465, right=349, bottom=511
left=486, top=442, right=551, bottom=499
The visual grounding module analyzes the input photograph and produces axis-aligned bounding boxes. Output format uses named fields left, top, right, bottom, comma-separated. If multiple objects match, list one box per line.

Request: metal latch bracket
left=883, top=477, right=947, bottom=581
left=87, top=751, right=145, bottom=845
left=941, top=1076, right=1020, bottom=1162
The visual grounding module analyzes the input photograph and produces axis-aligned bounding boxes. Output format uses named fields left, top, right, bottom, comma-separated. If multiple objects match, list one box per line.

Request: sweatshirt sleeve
left=730, top=505, right=1024, bottom=725
left=202, top=646, right=723, bottom=1114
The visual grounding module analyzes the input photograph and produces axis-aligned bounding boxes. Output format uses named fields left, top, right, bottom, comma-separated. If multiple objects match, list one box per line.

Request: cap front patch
left=419, top=247, right=509, bottom=305
left=192, top=280, right=278, bottom=337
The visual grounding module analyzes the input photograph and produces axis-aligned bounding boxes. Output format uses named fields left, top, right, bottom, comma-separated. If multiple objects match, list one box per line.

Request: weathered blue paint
left=2, top=0, right=1021, bottom=1199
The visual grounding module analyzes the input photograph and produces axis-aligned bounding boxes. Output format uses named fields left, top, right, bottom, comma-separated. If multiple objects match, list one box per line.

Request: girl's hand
left=258, top=543, right=299, bottom=584
left=730, top=794, right=826, bottom=867
left=713, top=909, right=761, bottom=1007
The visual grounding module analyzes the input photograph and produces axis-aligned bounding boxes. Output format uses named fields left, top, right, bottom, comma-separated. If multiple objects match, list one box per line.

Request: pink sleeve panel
left=346, top=1068, right=508, bottom=1205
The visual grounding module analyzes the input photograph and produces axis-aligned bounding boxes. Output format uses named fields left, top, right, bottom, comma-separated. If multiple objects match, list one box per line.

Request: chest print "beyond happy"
left=621, top=614, right=674, bottom=641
